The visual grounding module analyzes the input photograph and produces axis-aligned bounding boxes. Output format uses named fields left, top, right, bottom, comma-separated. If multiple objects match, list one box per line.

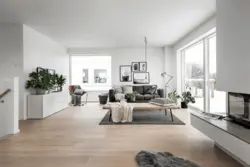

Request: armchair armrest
left=157, top=89, right=164, bottom=98
left=109, top=89, right=116, bottom=102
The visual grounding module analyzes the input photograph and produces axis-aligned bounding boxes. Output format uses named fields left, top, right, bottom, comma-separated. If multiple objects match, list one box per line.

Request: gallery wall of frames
left=120, top=62, right=150, bottom=84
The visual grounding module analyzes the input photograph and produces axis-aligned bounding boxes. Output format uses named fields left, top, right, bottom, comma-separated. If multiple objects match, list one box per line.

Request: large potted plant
left=26, top=69, right=53, bottom=95
left=176, top=88, right=195, bottom=108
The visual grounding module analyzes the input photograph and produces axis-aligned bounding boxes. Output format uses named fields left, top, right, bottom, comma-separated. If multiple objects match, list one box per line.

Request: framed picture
left=36, top=67, right=46, bottom=73
left=82, top=69, right=89, bottom=83
left=139, top=62, right=147, bottom=71
left=133, top=72, right=150, bottom=84
left=131, top=62, right=139, bottom=71
left=47, top=69, right=55, bottom=75
left=94, top=69, right=107, bottom=83
left=120, top=65, right=132, bottom=82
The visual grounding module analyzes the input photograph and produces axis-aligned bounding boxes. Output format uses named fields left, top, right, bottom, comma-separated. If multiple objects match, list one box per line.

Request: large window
left=71, top=55, right=112, bottom=91
left=180, top=32, right=226, bottom=114
left=184, top=42, right=204, bottom=111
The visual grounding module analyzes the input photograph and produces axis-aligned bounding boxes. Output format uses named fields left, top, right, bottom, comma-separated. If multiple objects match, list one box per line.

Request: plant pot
left=35, top=88, right=47, bottom=95
left=181, top=102, right=188, bottom=109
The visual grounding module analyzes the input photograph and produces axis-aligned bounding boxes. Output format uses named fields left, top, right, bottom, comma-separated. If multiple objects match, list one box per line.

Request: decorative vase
left=181, top=102, right=188, bottom=109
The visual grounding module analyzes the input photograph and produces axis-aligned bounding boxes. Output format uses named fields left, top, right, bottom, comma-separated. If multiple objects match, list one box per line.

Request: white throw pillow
left=114, top=87, right=123, bottom=93
left=123, top=86, right=133, bottom=94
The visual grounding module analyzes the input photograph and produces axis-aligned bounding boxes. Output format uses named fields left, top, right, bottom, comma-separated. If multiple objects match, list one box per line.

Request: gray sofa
left=109, top=85, right=164, bottom=103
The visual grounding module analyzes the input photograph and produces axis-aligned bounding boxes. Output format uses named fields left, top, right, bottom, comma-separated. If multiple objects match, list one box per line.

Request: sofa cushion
left=143, top=85, right=157, bottom=94
left=114, top=87, right=123, bottom=93
left=123, top=86, right=133, bottom=94
left=133, top=86, right=144, bottom=95
left=144, top=94, right=155, bottom=100
left=136, top=94, right=145, bottom=100
left=154, top=94, right=160, bottom=98
left=145, top=86, right=157, bottom=95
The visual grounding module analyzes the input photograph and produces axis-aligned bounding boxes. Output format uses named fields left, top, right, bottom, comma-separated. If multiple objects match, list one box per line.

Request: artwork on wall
left=36, top=67, right=46, bottom=73
left=120, top=65, right=132, bottom=82
left=133, top=72, right=150, bottom=84
left=82, top=69, right=89, bottom=83
left=47, top=69, right=56, bottom=75
left=94, top=69, right=107, bottom=83
left=131, top=62, right=139, bottom=72
left=139, top=62, right=147, bottom=71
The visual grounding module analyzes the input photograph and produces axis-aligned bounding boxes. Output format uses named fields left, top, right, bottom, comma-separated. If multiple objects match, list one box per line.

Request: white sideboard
left=191, top=112, right=250, bottom=166
left=27, top=92, right=69, bottom=119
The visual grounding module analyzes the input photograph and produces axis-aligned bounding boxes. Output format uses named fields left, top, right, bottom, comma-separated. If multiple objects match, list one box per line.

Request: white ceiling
left=0, top=0, right=215, bottom=48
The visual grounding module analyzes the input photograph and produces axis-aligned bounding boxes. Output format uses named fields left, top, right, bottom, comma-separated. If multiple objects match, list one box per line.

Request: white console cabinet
left=191, top=112, right=250, bottom=166
left=27, top=92, right=69, bottom=119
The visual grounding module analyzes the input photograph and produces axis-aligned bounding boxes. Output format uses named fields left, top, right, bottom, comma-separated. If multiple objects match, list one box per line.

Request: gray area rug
left=136, top=150, right=201, bottom=167
left=99, top=110, right=185, bottom=125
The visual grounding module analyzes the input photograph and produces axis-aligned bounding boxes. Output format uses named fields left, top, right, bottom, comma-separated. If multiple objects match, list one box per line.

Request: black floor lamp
left=161, top=72, right=174, bottom=98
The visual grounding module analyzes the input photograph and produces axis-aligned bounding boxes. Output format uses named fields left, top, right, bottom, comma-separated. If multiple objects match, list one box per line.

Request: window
left=71, top=55, right=111, bottom=91
left=184, top=42, right=204, bottom=111
left=179, top=31, right=226, bottom=114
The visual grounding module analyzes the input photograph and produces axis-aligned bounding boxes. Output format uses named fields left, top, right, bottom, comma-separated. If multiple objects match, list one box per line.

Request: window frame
left=178, top=30, right=221, bottom=113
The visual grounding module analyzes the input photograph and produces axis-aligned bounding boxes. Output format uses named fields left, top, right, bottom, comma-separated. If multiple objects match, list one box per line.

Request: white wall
left=0, top=23, right=23, bottom=120
left=173, top=16, right=216, bottom=51
left=0, top=78, right=19, bottom=138
left=216, top=0, right=250, bottom=94
left=163, top=46, right=176, bottom=93
left=69, top=48, right=165, bottom=88
left=23, top=25, right=69, bottom=119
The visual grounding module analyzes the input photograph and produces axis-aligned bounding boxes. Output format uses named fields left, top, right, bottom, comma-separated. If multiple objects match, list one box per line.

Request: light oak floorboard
left=0, top=103, right=242, bottom=167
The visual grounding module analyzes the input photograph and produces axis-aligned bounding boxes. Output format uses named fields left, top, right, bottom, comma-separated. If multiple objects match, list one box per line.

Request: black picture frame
left=139, top=62, right=147, bottom=71
left=133, top=72, right=150, bottom=84
left=36, top=67, right=46, bottom=73
left=120, top=65, right=132, bottom=82
left=131, top=62, right=139, bottom=72
left=47, top=69, right=56, bottom=75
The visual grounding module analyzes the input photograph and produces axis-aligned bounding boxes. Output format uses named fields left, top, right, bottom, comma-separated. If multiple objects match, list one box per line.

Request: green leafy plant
left=168, top=90, right=178, bottom=103
left=25, top=68, right=66, bottom=94
left=176, top=88, right=195, bottom=105
left=26, top=70, right=53, bottom=90
left=56, top=74, right=66, bottom=91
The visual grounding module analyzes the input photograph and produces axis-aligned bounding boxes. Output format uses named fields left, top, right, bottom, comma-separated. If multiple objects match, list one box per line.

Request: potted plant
left=26, top=69, right=53, bottom=95
left=176, top=88, right=195, bottom=108
left=56, top=74, right=66, bottom=91
left=168, top=90, right=178, bottom=103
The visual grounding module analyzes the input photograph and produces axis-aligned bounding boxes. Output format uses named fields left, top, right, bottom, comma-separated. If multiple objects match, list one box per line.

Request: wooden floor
left=0, top=103, right=242, bottom=167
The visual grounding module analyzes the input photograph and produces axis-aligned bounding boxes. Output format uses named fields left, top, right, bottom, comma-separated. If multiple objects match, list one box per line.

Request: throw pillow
left=126, top=93, right=136, bottom=102
left=74, top=89, right=86, bottom=95
left=123, top=86, right=133, bottom=94
left=145, top=86, right=157, bottom=95
left=115, top=93, right=125, bottom=101
left=114, top=87, right=123, bottom=93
